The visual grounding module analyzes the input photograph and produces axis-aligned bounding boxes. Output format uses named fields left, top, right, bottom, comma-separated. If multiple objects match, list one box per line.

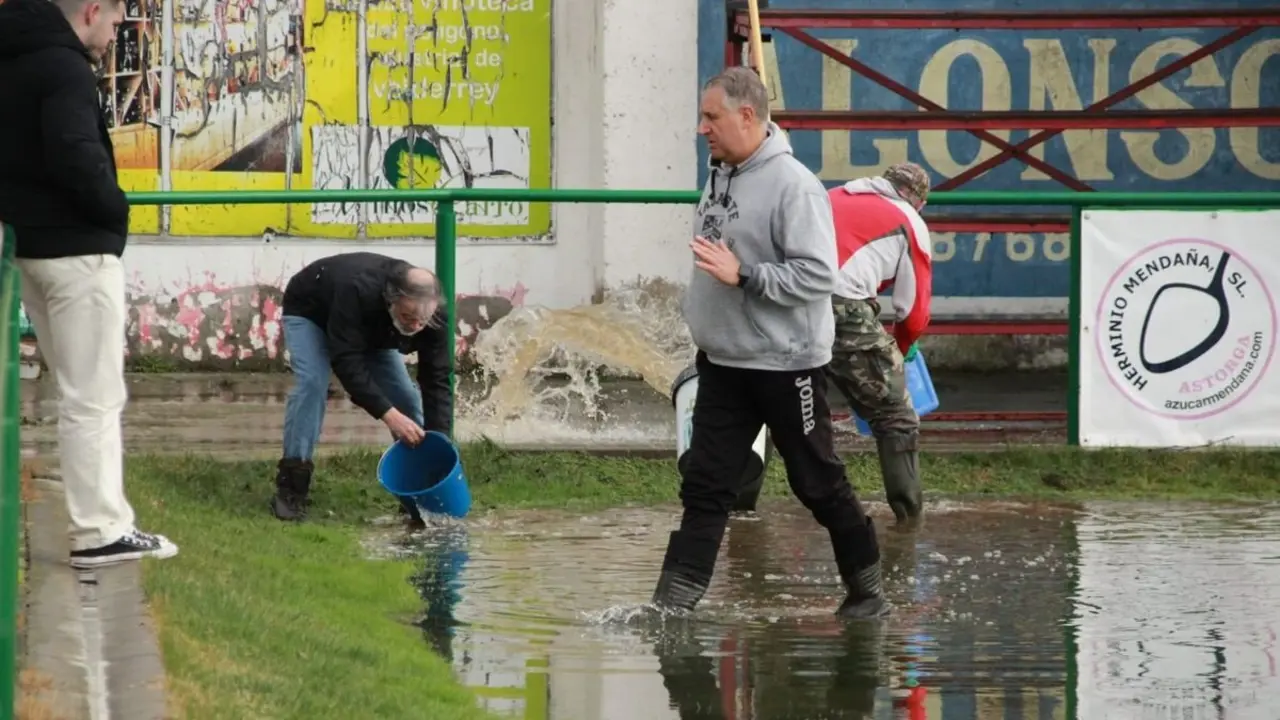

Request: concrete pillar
left=553, top=0, right=699, bottom=299
left=599, top=0, right=699, bottom=292
left=550, top=0, right=607, bottom=305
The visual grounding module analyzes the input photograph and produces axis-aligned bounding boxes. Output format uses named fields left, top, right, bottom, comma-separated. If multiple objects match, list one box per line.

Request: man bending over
left=826, top=163, right=934, bottom=523
left=272, top=252, right=452, bottom=528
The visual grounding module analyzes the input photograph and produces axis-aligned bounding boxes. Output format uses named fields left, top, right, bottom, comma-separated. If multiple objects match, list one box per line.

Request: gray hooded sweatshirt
left=683, top=123, right=837, bottom=372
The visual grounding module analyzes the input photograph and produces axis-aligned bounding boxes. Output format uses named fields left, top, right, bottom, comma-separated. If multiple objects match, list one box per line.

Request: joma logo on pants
left=795, top=375, right=816, bottom=435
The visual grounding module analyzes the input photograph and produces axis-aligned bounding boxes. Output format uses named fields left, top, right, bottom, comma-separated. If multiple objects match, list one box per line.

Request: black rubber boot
left=829, top=518, right=889, bottom=619
left=270, top=458, right=313, bottom=521
left=398, top=497, right=426, bottom=530
left=877, top=431, right=923, bottom=523
left=650, top=530, right=718, bottom=612
left=651, top=571, right=710, bottom=612
left=835, top=562, right=890, bottom=619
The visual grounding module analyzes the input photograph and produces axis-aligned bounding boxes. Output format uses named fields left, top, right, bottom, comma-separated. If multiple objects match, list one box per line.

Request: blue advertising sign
left=696, top=0, right=1280, bottom=308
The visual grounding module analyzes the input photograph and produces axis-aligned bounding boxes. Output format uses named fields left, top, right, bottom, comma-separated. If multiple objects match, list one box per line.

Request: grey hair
left=384, top=264, right=443, bottom=327
left=703, top=66, right=770, bottom=125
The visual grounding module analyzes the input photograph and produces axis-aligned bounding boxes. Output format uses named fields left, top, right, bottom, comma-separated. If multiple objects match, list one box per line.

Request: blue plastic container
left=852, top=351, right=940, bottom=436
left=377, top=431, right=472, bottom=518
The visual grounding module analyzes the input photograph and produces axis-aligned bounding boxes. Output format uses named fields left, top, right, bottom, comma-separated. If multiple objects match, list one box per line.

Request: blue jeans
left=282, top=315, right=424, bottom=461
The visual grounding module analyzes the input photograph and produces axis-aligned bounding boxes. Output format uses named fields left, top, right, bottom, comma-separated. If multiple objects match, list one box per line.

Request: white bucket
left=671, top=364, right=770, bottom=508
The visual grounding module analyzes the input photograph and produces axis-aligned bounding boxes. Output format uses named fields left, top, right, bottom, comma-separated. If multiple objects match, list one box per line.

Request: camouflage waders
left=825, top=297, right=923, bottom=522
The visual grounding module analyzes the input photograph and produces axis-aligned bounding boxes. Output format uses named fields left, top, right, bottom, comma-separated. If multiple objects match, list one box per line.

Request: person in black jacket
left=0, top=0, right=178, bottom=568
left=0, top=0, right=131, bottom=259
left=273, top=252, right=454, bottom=527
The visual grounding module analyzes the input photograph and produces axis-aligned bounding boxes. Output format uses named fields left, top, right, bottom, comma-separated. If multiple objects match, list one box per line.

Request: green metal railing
left=0, top=223, right=20, bottom=718
left=2, top=190, right=1279, bottom=709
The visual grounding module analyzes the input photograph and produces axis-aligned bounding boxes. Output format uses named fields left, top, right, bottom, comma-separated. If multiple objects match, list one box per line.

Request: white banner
left=1079, top=210, right=1280, bottom=447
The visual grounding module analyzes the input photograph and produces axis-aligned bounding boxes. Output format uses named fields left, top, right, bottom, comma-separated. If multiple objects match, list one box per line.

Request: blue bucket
left=377, top=431, right=472, bottom=518
left=852, top=351, right=940, bottom=436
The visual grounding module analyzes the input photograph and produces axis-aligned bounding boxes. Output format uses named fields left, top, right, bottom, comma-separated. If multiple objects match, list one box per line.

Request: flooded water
left=373, top=500, right=1280, bottom=720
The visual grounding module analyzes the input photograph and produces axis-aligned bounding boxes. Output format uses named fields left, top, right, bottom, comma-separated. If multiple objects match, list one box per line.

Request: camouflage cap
left=883, top=162, right=931, bottom=205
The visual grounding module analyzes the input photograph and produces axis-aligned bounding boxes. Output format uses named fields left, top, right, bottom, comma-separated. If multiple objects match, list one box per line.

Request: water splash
left=467, top=279, right=694, bottom=423
left=586, top=603, right=668, bottom=626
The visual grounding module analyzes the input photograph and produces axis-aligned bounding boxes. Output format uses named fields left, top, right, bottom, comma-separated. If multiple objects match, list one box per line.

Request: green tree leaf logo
left=382, top=137, right=442, bottom=190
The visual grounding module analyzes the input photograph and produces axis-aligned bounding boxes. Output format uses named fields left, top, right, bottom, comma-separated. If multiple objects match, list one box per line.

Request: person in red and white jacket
left=825, top=162, right=933, bottom=524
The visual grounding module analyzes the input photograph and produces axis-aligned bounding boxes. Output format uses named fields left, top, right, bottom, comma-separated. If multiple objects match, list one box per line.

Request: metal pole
left=158, top=0, right=174, bottom=234
left=436, top=201, right=458, bottom=429
left=0, top=223, right=21, bottom=720
left=355, top=0, right=370, bottom=239
left=1067, top=207, right=1083, bottom=446
left=746, top=0, right=767, bottom=84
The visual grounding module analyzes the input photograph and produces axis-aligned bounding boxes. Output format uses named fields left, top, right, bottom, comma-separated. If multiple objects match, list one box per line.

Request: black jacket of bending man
left=282, top=252, right=453, bottom=436
left=0, top=0, right=131, bottom=259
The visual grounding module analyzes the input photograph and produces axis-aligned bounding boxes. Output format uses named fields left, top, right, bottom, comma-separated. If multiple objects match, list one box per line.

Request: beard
left=392, top=317, right=423, bottom=336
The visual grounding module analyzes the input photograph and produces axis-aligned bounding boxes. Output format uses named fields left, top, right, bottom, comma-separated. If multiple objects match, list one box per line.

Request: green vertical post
left=435, top=201, right=458, bottom=429
left=1066, top=206, right=1083, bottom=447
left=0, top=223, right=20, bottom=719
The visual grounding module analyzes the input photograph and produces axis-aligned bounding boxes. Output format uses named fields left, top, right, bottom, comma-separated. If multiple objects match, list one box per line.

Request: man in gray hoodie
left=650, top=66, right=886, bottom=619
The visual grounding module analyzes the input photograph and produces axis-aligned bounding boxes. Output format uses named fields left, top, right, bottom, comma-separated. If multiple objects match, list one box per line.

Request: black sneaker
left=70, top=529, right=179, bottom=569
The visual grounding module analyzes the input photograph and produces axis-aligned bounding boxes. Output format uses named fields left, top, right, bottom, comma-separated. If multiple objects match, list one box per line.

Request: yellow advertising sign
left=301, top=0, right=552, bottom=239
left=103, top=0, right=550, bottom=239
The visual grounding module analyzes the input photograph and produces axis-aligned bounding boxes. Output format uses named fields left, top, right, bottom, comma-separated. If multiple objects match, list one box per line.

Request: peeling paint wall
left=118, top=277, right=525, bottom=369
left=110, top=0, right=553, bottom=240
left=126, top=279, right=285, bottom=364
left=106, top=0, right=300, bottom=174
left=18, top=242, right=532, bottom=372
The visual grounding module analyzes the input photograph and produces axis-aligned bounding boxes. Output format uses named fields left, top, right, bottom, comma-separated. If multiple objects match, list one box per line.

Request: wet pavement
left=22, top=476, right=167, bottom=720
left=371, top=499, right=1280, bottom=720
left=17, top=370, right=1067, bottom=459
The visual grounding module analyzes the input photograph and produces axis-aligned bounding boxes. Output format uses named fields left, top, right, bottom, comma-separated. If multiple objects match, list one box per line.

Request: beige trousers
left=17, top=254, right=135, bottom=551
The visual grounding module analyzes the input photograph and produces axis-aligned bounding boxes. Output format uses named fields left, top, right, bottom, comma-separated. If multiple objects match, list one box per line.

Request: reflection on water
left=1073, top=504, right=1280, bottom=719
left=371, top=501, right=1280, bottom=719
